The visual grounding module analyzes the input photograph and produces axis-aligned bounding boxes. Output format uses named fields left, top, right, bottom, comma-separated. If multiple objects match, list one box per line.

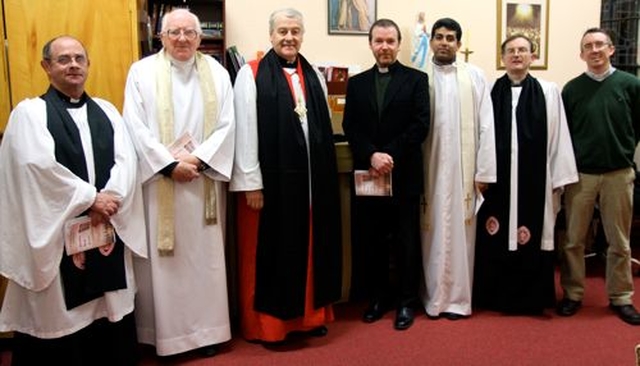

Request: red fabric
left=236, top=194, right=333, bottom=342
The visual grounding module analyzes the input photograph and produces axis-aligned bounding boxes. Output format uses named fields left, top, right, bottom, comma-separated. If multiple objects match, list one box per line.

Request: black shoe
left=198, top=345, right=217, bottom=358
left=556, top=298, right=582, bottom=317
left=609, top=304, right=640, bottom=325
left=308, top=325, right=328, bottom=337
left=394, top=306, right=414, bottom=330
left=363, top=300, right=390, bottom=323
left=441, top=312, right=465, bottom=321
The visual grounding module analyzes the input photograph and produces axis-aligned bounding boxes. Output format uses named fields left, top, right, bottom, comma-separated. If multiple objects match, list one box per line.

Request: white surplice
left=504, top=79, right=578, bottom=252
left=123, top=53, right=234, bottom=356
left=421, top=61, right=496, bottom=317
left=0, top=97, right=146, bottom=338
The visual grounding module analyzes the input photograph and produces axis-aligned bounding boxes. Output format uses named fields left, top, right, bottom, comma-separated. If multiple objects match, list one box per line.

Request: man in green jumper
left=558, top=27, right=640, bottom=325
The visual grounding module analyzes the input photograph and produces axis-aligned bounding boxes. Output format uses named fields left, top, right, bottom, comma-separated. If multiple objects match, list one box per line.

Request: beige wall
left=227, top=0, right=600, bottom=88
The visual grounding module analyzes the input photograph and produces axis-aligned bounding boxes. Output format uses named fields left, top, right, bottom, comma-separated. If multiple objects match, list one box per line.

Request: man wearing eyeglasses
left=0, top=35, right=145, bottom=365
left=473, top=34, right=578, bottom=315
left=123, top=8, right=235, bottom=356
left=557, top=28, right=640, bottom=325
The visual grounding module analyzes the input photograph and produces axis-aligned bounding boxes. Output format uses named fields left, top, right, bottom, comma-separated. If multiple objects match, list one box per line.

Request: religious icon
left=329, top=0, right=377, bottom=35
left=411, top=11, right=430, bottom=69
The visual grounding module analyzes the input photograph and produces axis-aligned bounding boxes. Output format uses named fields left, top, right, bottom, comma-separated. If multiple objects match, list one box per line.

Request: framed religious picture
left=496, top=0, right=549, bottom=70
left=328, top=0, right=377, bottom=35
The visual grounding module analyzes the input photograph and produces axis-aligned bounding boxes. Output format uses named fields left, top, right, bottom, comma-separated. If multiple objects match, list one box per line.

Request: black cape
left=253, top=50, right=342, bottom=320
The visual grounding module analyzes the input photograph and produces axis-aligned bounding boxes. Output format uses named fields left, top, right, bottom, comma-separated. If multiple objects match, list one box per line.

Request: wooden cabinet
left=0, top=0, right=139, bottom=131
left=143, top=0, right=226, bottom=64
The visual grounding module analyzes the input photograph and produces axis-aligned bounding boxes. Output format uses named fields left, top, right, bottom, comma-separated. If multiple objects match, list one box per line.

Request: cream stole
left=156, top=50, right=218, bottom=255
left=424, top=61, right=477, bottom=229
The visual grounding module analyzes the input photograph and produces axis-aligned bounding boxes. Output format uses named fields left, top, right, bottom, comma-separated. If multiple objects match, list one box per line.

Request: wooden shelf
left=142, top=0, right=226, bottom=65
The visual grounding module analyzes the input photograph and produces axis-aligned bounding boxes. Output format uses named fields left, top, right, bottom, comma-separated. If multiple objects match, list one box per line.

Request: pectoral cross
left=460, top=47, right=474, bottom=62
left=465, top=193, right=472, bottom=210
left=294, top=97, right=307, bottom=119
left=464, top=193, right=473, bottom=226
left=421, top=196, right=427, bottom=214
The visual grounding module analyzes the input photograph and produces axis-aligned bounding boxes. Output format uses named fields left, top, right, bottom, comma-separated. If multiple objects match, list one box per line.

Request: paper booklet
left=167, top=132, right=198, bottom=159
left=64, top=216, right=116, bottom=255
left=354, top=170, right=392, bottom=197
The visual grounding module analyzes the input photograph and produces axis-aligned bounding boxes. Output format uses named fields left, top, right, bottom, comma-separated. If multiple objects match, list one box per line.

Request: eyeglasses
left=46, top=54, right=87, bottom=66
left=164, top=28, right=200, bottom=40
left=504, top=47, right=530, bottom=56
left=582, top=41, right=610, bottom=51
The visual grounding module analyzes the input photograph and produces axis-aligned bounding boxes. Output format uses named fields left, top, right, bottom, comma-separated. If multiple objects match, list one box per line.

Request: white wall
left=227, top=0, right=600, bottom=88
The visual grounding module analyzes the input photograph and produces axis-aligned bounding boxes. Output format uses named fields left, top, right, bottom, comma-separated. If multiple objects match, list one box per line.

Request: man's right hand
left=171, top=161, right=200, bottom=182
left=91, top=192, right=120, bottom=220
left=245, top=190, right=264, bottom=210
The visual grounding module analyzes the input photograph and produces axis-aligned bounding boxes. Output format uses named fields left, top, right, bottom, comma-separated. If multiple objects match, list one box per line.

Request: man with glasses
left=0, top=35, right=145, bottom=365
left=558, top=28, right=640, bottom=325
left=123, top=8, right=235, bottom=356
left=473, top=34, right=577, bottom=315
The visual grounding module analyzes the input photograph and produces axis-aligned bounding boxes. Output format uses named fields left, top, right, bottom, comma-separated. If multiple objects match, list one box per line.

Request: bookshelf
left=143, top=0, right=225, bottom=64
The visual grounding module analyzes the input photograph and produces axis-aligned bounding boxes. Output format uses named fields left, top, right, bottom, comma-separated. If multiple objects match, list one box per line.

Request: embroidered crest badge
left=486, top=216, right=499, bottom=235
left=517, top=226, right=531, bottom=245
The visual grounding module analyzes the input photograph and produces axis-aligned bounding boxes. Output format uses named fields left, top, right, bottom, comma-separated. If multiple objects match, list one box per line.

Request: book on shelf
left=354, top=170, right=392, bottom=197
left=225, top=45, right=246, bottom=84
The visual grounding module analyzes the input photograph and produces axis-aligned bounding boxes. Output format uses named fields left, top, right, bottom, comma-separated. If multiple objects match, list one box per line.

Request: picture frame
left=496, top=0, right=549, bottom=70
left=328, top=0, right=377, bottom=35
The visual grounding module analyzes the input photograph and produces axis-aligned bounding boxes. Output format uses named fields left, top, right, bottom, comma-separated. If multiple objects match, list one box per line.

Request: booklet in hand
left=64, top=216, right=116, bottom=255
left=354, top=170, right=392, bottom=197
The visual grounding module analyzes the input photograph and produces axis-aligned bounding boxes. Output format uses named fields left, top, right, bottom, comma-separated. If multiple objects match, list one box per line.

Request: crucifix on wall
left=459, top=47, right=474, bottom=62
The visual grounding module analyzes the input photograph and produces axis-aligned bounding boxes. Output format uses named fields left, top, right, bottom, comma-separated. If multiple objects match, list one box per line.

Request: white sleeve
left=229, top=64, right=263, bottom=192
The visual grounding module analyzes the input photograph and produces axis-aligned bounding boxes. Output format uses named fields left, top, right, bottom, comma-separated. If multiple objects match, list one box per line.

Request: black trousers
left=11, top=312, right=139, bottom=366
left=351, top=195, right=422, bottom=307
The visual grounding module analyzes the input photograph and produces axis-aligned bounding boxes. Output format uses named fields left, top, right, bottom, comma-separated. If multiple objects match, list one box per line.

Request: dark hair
left=582, top=27, right=614, bottom=44
left=368, top=18, right=402, bottom=43
left=430, top=18, right=462, bottom=42
left=501, top=34, right=536, bottom=54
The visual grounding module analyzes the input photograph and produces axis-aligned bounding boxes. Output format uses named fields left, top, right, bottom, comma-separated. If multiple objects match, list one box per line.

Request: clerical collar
left=54, top=88, right=87, bottom=108
left=431, top=58, right=457, bottom=71
left=376, top=61, right=399, bottom=74
left=167, top=52, right=196, bottom=70
left=278, top=56, right=298, bottom=69
left=509, top=77, right=525, bottom=87
left=431, top=57, right=456, bottom=67
left=585, top=66, right=615, bottom=82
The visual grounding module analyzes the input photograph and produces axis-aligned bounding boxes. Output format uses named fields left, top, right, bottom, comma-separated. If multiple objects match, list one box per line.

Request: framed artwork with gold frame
left=496, top=0, right=549, bottom=70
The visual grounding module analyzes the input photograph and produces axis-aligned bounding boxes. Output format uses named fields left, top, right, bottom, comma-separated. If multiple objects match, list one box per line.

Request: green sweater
left=562, top=70, right=640, bottom=174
